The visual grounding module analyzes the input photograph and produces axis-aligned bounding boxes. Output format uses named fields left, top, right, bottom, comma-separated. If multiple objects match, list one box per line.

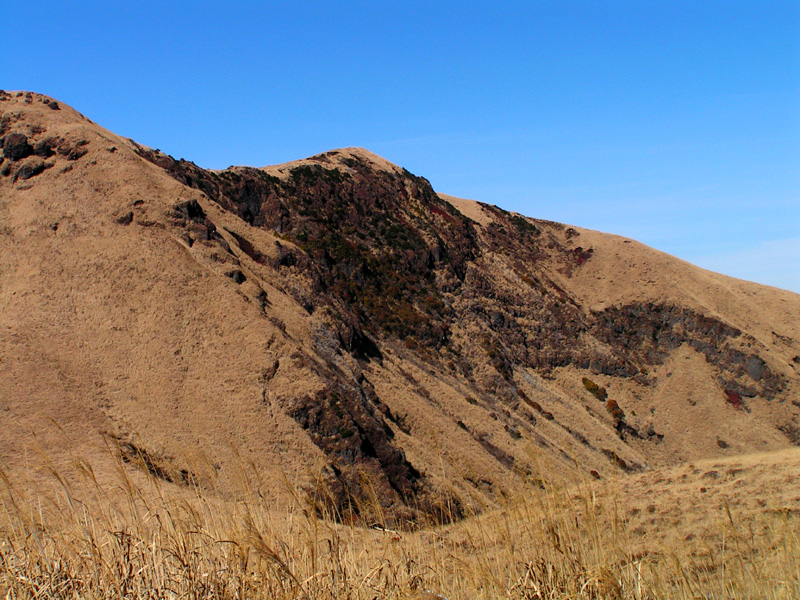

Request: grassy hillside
left=2, top=446, right=798, bottom=599
left=2, top=92, right=799, bottom=598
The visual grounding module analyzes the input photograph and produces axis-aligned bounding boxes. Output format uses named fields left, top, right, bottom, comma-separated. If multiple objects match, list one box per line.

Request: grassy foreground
left=1, top=447, right=798, bottom=599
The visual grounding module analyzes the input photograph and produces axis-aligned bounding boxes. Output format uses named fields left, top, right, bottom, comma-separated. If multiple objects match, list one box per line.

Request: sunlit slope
left=1, top=91, right=798, bottom=524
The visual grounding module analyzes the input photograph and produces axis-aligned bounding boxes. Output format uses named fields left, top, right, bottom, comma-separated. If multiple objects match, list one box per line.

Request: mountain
left=2, top=91, right=798, bottom=525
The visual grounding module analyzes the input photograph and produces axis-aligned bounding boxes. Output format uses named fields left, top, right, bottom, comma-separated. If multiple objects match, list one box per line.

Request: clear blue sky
left=4, top=1, right=799, bottom=292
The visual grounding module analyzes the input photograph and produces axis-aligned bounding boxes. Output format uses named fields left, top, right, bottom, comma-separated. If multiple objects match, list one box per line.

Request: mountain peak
left=261, top=146, right=403, bottom=178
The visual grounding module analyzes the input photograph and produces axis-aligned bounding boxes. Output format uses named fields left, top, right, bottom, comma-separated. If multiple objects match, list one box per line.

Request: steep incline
left=2, top=92, right=798, bottom=524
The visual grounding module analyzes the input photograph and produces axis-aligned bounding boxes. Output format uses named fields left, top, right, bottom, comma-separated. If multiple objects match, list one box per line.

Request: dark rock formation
left=3, top=133, right=32, bottom=161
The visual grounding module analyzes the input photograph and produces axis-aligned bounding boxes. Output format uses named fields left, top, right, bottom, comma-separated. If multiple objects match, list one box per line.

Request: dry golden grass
left=3, top=93, right=800, bottom=554
left=1, top=445, right=798, bottom=599
left=2, top=92, right=799, bottom=599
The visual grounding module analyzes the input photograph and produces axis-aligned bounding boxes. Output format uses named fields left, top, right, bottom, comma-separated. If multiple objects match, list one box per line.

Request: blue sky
left=4, top=1, right=799, bottom=292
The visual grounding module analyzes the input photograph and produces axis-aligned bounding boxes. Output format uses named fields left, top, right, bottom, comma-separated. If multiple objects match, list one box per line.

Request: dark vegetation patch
left=141, top=147, right=759, bottom=387
left=603, top=397, right=661, bottom=441
left=520, top=394, right=554, bottom=420
left=3, top=132, right=33, bottom=161
left=573, top=247, right=594, bottom=265
left=0, top=119, right=90, bottom=169
left=142, top=149, right=480, bottom=353
left=287, top=377, right=459, bottom=527
left=133, top=146, right=791, bottom=519
left=116, top=211, right=134, bottom=225
left=114, top=437, right=197, bottom=486
left=724, top=389, right=749, bottom=412
left=582, top=378, right=608, bottom=402
left=778, top=423, right=800, bottom=446
left=171, top=199, right=232, bottom=252
left=601, top=448, right=641, bottom=473
left=566, top=427, right=591, bottom=447
left=593, top=304, right=785, bottom=398
left=482, top=335, right=514, bottom=380
left=473, top=432, right=516, bottom=469
left=227, top=269, right=246, bottom=284
left=224, top=228, right=269, bottom=264
left=606, top=399, right=626, bottom=427
left=34, top=136, right=59, bottom=157
left=57, top=139, right=89, bottom=161
left=13, top=159, right=52, bottom=181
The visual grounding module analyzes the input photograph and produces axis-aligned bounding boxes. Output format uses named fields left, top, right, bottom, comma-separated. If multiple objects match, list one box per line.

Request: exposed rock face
left=138, top=147, right=479, bottom=351
left=2, top=92, right=799, bottom=526
left=132, top=145, right=796, bottom=513
left=2, top=132, right=33, bottom=161
left=143, top=147, right=789, bottom=392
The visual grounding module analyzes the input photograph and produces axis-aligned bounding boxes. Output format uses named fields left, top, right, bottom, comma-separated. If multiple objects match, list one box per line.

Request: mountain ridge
left=1, top=91, right=798, bottom=525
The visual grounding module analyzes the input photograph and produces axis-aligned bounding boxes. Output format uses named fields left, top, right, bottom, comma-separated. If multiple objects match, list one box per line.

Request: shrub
left=34, top=137, right=59, bottom=157
left=605, top=399, right=626, bottom=425
left=13, top=160, right=51, bottom=181
left=724, top=389, right=747, bottom=411
left=582, top=378, right=608, bottom=402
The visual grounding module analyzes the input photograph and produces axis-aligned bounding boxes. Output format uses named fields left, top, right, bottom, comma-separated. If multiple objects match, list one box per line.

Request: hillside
left=1, top=91, right=799, bottom=525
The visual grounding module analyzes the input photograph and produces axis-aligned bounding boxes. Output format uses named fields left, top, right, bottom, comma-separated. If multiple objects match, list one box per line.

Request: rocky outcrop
left=131, top=145, right=795, bottom=520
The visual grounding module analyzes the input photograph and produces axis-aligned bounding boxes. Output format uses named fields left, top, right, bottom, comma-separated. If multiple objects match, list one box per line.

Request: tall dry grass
left=0, top=445, right=798, bottom=599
